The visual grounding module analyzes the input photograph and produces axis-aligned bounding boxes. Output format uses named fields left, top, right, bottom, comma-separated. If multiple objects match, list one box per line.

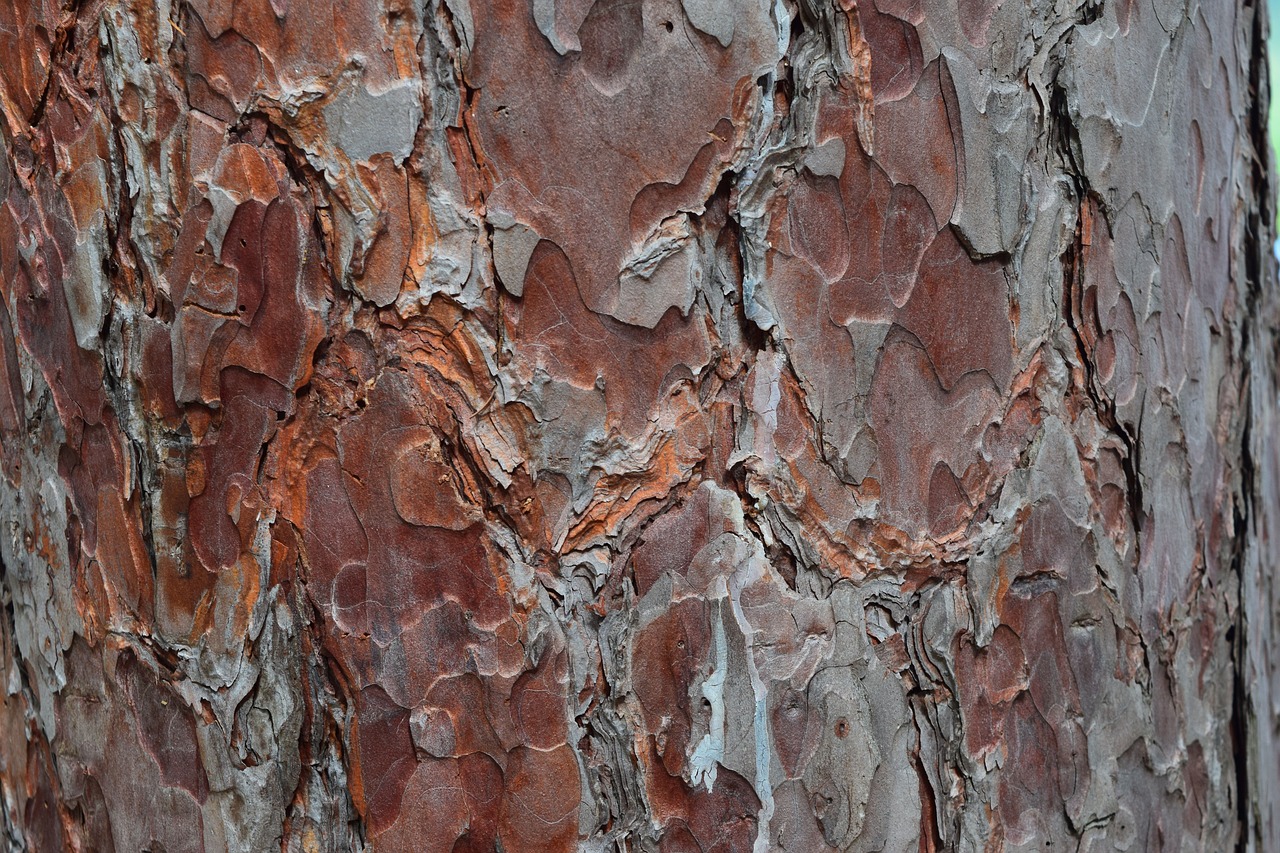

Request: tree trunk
left=0, top=0, right=1274, bottom=850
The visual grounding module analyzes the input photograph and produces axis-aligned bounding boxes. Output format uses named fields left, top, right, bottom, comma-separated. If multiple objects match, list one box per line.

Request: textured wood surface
left=0, top=0, right=1276, bottom=850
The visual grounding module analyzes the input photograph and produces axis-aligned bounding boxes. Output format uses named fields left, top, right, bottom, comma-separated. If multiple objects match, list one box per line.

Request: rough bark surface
left=0, top=0, right=1274, bottom=850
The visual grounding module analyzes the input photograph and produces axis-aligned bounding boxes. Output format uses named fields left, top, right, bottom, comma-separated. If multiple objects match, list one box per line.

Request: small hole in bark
left=662, top=20, right=673, bottom=32
left=356, top=398, right=366, bottom=409
left=834, top=718, right=849, bottom=738
left=239, top=238, right=247, bottom=247
left=237, top=304, right=246, bottom=313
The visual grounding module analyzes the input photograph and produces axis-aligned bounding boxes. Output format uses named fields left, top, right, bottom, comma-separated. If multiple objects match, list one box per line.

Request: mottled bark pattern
left=0, top=0, right=1274, bottom=851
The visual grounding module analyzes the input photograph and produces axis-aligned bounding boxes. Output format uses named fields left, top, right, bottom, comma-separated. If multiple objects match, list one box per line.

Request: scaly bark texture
left=0, top=0, right=1275, bottom=850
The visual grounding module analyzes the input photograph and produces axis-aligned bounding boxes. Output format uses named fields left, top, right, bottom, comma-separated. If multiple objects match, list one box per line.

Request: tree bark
left=0, top=0, right=1274, bottom=850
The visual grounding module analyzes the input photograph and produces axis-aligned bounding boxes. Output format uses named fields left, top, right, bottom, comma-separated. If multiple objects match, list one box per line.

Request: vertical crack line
left=1232, top=0, right=1272, bottom=847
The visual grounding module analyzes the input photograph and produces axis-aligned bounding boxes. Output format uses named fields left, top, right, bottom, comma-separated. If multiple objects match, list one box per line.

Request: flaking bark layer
left=0, top=0, right=1276, bottom=850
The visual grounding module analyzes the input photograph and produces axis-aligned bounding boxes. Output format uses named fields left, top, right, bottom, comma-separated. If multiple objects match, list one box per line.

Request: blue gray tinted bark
left=0, top=0, right=1276, bottom=850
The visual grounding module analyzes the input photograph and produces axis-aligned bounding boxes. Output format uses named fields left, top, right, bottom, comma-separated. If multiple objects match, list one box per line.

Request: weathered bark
left=0, top=0, right=1274, bottom=850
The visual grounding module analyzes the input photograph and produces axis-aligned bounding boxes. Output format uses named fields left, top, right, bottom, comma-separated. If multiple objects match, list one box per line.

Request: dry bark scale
left=0, top=0, right=1277, bottom=850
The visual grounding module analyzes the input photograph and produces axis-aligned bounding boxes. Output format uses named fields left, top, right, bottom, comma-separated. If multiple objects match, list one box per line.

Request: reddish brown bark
left=0, top=0, right=1276, bottom=851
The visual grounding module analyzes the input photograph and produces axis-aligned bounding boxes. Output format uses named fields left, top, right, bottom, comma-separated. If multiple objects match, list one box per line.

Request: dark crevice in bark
left=1046, top=22, right=1147, bottom=553
left=1077, top=0, right=1103, bottom=26
left=908, top=689, right=962, bottom=848
left=27, top=0, right=91, bottom=131
left=1232, top=0, right=1271, bottom=847
left=1059, top=199, right=1146, bottom=547
left=99, top=106, right=161, bottom=587
left=912, top=734, right=944, bottom=853
left=256, top=115, right=342, bottom=278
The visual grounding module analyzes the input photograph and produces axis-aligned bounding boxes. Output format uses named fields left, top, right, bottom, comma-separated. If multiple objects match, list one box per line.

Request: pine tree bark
left=0, top=0, right=1275, bottom=850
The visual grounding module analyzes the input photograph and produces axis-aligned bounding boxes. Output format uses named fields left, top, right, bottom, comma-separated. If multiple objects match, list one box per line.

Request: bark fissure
left=0, top=0, right=1273, bottom=850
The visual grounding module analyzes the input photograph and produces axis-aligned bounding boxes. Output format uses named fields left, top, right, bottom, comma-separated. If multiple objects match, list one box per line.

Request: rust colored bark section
left=0, top=0, right=1276, bottom=851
